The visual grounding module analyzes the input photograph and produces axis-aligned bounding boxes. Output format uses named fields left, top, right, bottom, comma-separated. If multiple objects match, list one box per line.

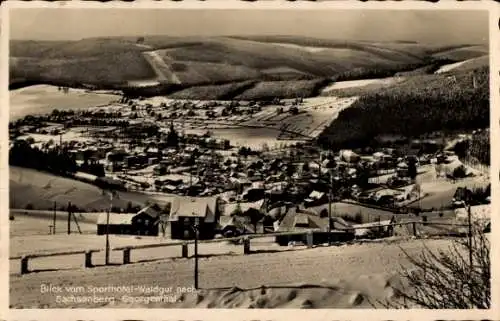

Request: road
left=9, top=238, right=453, bottom=308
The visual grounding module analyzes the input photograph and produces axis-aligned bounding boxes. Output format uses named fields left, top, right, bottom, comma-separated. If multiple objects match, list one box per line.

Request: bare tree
left=376, top=223, right=490, bottom=309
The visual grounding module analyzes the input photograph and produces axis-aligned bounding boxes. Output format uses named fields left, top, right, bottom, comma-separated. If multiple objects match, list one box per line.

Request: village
left=8, top=4, right=498, bottom=310
left=9, top=93, right=491, bottom=245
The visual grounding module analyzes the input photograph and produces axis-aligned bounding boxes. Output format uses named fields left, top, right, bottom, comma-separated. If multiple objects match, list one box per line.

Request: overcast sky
left=10, top=9, right=489, bottom=45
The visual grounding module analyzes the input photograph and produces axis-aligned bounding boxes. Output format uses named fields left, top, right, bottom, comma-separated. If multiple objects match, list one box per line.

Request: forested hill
left=319, top=66, right=489, bottom=148
left=10, top=36, right=487, bottom=99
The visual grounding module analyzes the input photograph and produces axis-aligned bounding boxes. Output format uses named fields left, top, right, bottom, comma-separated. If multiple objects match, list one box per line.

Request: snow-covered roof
left=309, top=191, right=325, bottom=199
left=97, top=213, right=134, bottom=225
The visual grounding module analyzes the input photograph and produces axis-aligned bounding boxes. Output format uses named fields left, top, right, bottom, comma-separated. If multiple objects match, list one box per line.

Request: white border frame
left=1, top=1, right=498, bottom=320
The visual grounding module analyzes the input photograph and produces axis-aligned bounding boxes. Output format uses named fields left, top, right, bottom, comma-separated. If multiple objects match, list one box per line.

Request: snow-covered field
left=240, top=96, right=359, bottom=142
left=9, top=237, right=455, bottom=308
left=10, top=85, right=119, bottom=121
left=179, top=96, right=358, bottom=150
left=269, top=42, right=329, bottom=53
left=184, top=127, right=300, bottom=150
left=435, top=60, right=470, bottom=74
left=321, top=78, right=402, bottom=93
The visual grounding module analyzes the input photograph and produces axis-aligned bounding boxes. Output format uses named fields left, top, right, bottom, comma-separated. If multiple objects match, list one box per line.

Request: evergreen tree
left=166, top=121, right=179, bottom=148
left=408, top=158, right=418, bottom=180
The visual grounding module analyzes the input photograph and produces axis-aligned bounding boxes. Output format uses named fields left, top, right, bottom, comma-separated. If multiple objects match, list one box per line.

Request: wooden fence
left=10, top=220, right=469, bottom=275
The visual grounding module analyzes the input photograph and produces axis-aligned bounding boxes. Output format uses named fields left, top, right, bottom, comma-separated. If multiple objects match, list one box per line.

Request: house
left=153, top=164, right=167, bottom=176
left=96, top=206, right=160, bottom=236
left=304, top=191, right=328, bottom=207
left=148, top=157, right=159, bottom=166
left=124, top=156, right=137, bottom=168
left=95, top=176, right=126, bottom=191
left=265, top=187, right=290, bottom=203
left=396, top=162, right=409, bottom=177
left=106, top=149, right=128, bottom=163
left=169, top=196, right=221, bottom=240
left=443, top=160, right=469, bottom=179
left=274, top=209, right=354, bottom=245
left=218, top=215, right=264, bottom=237
left=74, top=171, right=98, bottom=184
left=339, top=150, right=360, bottom=163
left=372, top=189, right=398, bottom=206
left=228, top=177, right=252, bottom=192
left=239, top=185, right=265, bottom=202
left=224, top=200, right=265, bottom=216
left=352, top=218, right=395, bottom=239
left=222, top=200, right=270, bottom=234
left=267, top=204, right=289, bottom=220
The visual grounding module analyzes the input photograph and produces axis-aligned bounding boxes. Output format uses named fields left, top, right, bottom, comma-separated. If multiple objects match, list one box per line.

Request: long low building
left=96, top=206, right=160, bottom=236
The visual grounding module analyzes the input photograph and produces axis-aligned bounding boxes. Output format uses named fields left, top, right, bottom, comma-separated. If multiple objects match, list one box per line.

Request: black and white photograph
left=4, top=2, right=495, bottom=312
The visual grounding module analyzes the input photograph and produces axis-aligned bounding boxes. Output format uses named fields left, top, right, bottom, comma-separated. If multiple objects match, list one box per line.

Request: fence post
left=412, top=222, right=417, bottom=237
left=123, top=248, right=131, bottom=264
left=388, top=216, right=395, bottom=237
left=306, top=231, right=314, bottom=248
left=182, top=242, right=188, bottom=258
left=243, top=237, right=251, bottom=254
left=84, top=251, right=94, bottom=268
left=20, top=256, right=29, bottom=275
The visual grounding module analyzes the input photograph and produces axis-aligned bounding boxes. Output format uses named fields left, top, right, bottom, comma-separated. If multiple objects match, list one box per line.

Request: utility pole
left=193, top=217, right=200, bottom=289
left=105, top=191, right=114, bottom=265
left=67, top=202, right=72, bottom=234
left=328, top=171, right=333, bottom=245
left=53, top=201, right=57, bottom=235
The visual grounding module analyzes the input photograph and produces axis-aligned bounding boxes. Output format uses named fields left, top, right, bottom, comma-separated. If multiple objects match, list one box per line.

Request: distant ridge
left=10, top=35, right=488, bottom=99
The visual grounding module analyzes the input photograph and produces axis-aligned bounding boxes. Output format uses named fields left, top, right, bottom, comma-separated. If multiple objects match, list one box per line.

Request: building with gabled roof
left=274, top=208, right=354, bottom=245
left=96, top=205, right=161, bottom=236
left=168, top=196, right=221, bottom=240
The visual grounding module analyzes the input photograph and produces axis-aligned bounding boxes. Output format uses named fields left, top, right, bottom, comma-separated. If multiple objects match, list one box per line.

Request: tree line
left=9, top=140, right=77, bottom=175
left=453, top=130, right=490, bottom=165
